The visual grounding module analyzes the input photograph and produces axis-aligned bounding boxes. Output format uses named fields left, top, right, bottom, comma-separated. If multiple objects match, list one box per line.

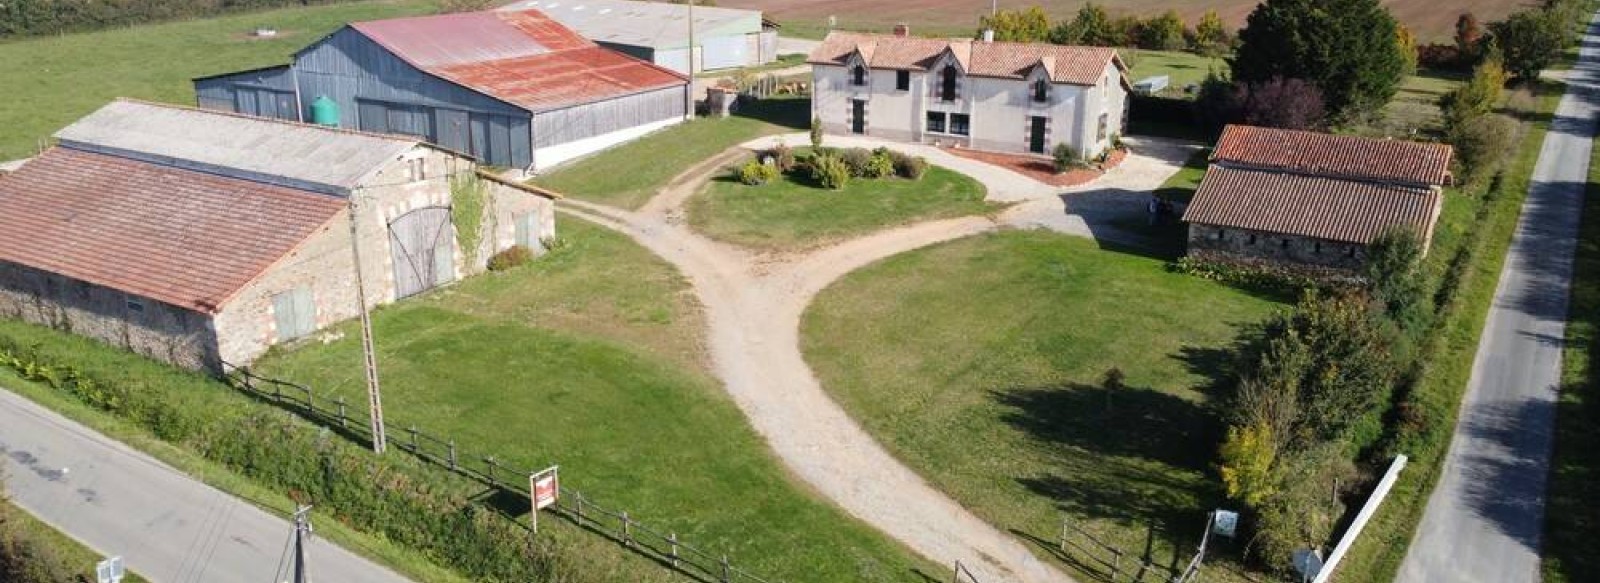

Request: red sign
left=531, top=467, right=559, bottom=511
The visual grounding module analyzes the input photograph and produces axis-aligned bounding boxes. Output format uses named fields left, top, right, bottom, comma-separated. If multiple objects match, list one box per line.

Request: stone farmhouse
left=1183, top=125, right=1454, bottom=270
left=193, top=8, right=688, bottom=172
left=807, top=28, right=1129, bottom=159
left=0, top=100, right=560, bottom=372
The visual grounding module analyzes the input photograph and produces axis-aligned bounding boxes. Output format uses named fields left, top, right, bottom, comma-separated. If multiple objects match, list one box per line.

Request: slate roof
left=0, top=147, right=346, bottom=313
left=55, top=100, right=421, bottom=196
left=351, top=9, right=686, bottom=112
left=499, top=0, right=763, bottom=49
left=1182, top=166, right=1443, bottom=245
left=808, top=31, right=1124, bottom=86
left=1212, top=125, right=1453, bottom=186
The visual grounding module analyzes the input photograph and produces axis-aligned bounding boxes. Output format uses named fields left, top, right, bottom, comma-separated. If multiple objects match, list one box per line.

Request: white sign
left=1212, top=509, right=1240, bottom=538
left=531, top=466, right=559, bottom=510
left=96, top=556, right=124, bottom=583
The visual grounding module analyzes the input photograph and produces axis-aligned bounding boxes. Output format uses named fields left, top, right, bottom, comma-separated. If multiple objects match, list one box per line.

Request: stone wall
left=0, top=262, right=220, bottom=371
left=1187, top=223, right=1367, bottom=270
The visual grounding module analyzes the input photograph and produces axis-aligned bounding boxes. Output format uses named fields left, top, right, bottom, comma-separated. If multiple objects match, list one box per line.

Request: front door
left=389, top=207, right=456, bottom=299
left=1029, top=116, right=1047, bottom=154
left=851, top=99, right=865, bottom=134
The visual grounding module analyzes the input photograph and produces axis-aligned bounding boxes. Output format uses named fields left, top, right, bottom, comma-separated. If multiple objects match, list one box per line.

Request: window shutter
left=273, top=287, right=315, bottom=341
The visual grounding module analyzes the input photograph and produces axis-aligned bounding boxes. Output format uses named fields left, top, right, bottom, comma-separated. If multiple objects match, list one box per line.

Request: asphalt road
left=0, top=387, right=411, bottom=583
left=1396, top=12, right=1600, bottom=583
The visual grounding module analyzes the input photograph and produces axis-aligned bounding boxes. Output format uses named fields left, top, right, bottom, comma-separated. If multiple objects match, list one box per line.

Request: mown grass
left=1542, top=123, right=1600, bottom=583
left=688, top=158, right=994, bottom=251
left=1124, top=49, right=1223, bottom=91
left=1334, top=73, right=1574, bottom=583
left=0, top=497, right=150, bottom=583
left=252, top=218, right=935, bottom=582
left=0, top=0, right=437, bottom=161
left=802, top=230, right=1281, bottom=582
left=532, top=98, right=811, bottom=209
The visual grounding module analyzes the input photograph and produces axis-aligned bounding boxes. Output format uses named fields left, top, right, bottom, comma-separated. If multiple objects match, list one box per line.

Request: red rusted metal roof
left=353, top=9, right=684, bottom=112
left=0, top=147, right=345, bottom=314
left=808, top=31, right=1124, bottom=86
left=1182, top=166, right=1443, bottom=245
left=1213, top=125, right=1454, bottom=186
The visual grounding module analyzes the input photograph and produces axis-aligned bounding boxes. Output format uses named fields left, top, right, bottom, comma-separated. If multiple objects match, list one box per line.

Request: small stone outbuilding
left=1182, top=125, right=1453, bottom=270
left=0, top=99, right=561, bottom=372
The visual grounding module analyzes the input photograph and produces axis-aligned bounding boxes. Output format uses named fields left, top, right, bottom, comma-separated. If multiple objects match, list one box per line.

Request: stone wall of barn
left=1186, top=224, right=1368, bottom=270
left=0, top=262, right=220, bottom=371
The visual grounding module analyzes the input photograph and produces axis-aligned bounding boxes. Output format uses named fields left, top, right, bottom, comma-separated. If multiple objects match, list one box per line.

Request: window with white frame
left=925, top=112, right=970, bottom=136
left=925, top=111, right=945, bottom=133
left=896, top=70, right=910, bottom=91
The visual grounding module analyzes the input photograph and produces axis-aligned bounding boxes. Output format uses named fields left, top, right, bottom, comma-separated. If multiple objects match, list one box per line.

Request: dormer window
left=851, top=65, right=867, bottom=86
left=1032, top=78, right=1049, bottom=103
left=940, top=65, right=958, bottom=102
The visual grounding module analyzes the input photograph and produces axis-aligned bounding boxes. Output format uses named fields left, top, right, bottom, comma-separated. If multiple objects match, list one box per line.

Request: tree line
left=979, top=5, right=1232, bottom=57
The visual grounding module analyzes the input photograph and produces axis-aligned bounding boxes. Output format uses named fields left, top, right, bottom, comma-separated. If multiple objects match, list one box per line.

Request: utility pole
left=346, top=194, right=386, bottom=454
left=291, top=505, right=313, bottom=583
left=685, top=0, right=696, bottom=118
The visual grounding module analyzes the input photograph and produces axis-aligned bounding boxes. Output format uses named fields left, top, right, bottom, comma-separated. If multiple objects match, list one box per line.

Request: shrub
left=809, top=115, right=824, bottom=148
left=1219, top=422, right=1280, bottom=507
left=886, top=150, right=928, bottom=180
left=765, top=142, right=796, bottom=172
left=865, top=151, right=896, bottom=178
left=808, top=153, right=850, bottom=190
left=738, top=160, right=779, bottom=185
left=487, top=245, right=534, bottom=271
left=837, top=148, right=875, bottom=177
left=1440, top=56, right=1507, bottom=130
left=1052, top=143, right=1080, bottom=173
left=1450, top=114, right=1518, bottom=187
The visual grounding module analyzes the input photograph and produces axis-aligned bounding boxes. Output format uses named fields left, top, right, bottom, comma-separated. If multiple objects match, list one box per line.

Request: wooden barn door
left=388, top=207, right=455, bottom=299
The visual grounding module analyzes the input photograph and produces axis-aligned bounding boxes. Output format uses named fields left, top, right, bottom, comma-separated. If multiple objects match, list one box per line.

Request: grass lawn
left=0, top=498, right=150, bottom=583
left=801, top=230, right=1281, bottom=582
left=696, top=53, right=808, bottom=78
left=532, top=98, right=810, bottom=209
left=0, top=0, right=437, bottom=161
left=1541, top=127, right=1600, bottom=583
left=1348, top=70, right=1465, bottom=139
left=253, top=218, right=934, bottom=582
left=688, top=155, right=994, bottom=250
left=1124, top=49, right=1223, bottom=92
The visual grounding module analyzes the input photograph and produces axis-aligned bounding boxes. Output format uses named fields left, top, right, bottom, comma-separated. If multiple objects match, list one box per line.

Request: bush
left=885, top=150, right=928, bottom=180
left=809, top=116, right=824, bottom=149
left=837, top=148, right=875, bottom=178
left=865, top=151, right=896, bottom=178
left=1450, top=114, right=1518, bottom=187
left=486, top=245, right=534, bottom=271
left=765, top=143, right=796, bottom=172
left=1052, top=143, right=1080, bottom=173
left=1440, top=57, right=1507, bottom=130
left=808, top=153, right=850, bottom=190
left=738, top=160, right=779, bottom=185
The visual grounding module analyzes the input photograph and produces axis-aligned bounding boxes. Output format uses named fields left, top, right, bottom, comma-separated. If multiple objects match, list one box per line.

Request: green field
left=688, top=157, right=994, bottom=250
left=253, top=219, right=934, bottom=582
left=801, top=230, right=1280, bottom=581
left=0, top=0, right=438, bottom=161
left=533, top=98, right=810, bottom=209
left=1124, top=49, right=1222, bottom=91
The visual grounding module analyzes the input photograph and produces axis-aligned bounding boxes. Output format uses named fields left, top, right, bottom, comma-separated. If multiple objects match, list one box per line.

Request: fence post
left=485, top=456, right=497, bottom=486
left=621, top=511, right=632, bottom=547
left=302, top=385, right=313, bottom=409
left=669, top=533, right=680, bottom=567
left=575, top=491, right=584, bottom=523
left=1060, top=517, right=1069, bottom=554
left=721, top=555, right=731, bottom=583
left=407, top=426, right=419, bottom=453
left=273, top=379, right=282, bottom=400
left=1112, top=548, right=1122, bottom=581
left=336, top=397, right=347, bottom=429
left=448, top=440, right=457, bottom=471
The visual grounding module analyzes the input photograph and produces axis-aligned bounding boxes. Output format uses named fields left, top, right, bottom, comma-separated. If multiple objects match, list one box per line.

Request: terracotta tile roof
left=0, top=148, right=345, bottom=314
left=1213, top=125, right=1453, bottom=186
left=353, top=9, right=685, bottom=112
left=808, top=31, right=1124, bottom=86
left=1182, top=166, right=1443, bottom=245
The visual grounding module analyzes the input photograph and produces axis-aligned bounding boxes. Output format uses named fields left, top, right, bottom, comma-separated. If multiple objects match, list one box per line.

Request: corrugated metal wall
left=531, top=85, right=684, bottom=148
left=194, top=66, right=298, bottom=121
left=296, top=28, right=534, bottom=167
left=701, top=35, right=749, bottom=70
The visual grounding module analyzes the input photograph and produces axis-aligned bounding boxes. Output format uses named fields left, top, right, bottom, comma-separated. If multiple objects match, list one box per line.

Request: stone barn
left=1182, top=125, right=1453, bottom=271
left=0, top=100, right=561, bottom=372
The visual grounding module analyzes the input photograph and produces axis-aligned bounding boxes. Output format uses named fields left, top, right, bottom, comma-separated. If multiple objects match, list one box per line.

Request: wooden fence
left=221, top=363, right=777, bottom=583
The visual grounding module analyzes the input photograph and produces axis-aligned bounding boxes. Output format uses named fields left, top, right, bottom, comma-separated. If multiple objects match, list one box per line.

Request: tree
left=1051, top=3, right=1115, bottom=45
left=1139, top=10, right=1188, bottom=51
left=1439, top=55, right=1507, bottom=129
left=1456, top=12, right=1486, bottom=58
left=1219, top=422, right=1280, bottom=507
left=1397, top=23, right=1420, bottom=77
left=1230, top=0, right=1408, bottom=118
left=1451, top=114, right=1519, bottom=187
left=1365, top=227, right=1430, bottom=332
left=1238, top=77, right=1327, bottom=130
left=809, top=115, right=823, bottom=149
left=1193, top=9, right=1232, bottom=56
left=979, top=6, right=1052, bottom=43
left=1492, top=9, right=1566, bottom=80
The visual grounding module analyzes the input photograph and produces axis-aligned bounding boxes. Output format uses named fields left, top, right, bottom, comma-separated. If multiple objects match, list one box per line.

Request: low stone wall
left=1187, top=224, right=1367, bottom=271
left=0, top=262, right=219, bottom=371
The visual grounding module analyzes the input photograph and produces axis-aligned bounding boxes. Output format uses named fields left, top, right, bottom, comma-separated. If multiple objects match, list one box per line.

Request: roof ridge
left=108, top=97, right=424, bottom=146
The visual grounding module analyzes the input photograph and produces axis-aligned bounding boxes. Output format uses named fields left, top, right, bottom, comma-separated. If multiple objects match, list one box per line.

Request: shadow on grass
left=992, top=382, right=1219, bottom=472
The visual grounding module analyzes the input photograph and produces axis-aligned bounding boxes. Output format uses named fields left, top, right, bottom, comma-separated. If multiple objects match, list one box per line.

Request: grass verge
left=802, top=230, right=1281, bottom=583
left=688, top=157, right=994, bottom=251
left=0, top=495, right=150, bottom=583
left=0, top=0, right=436, bottom=161
left=1541, top=123, right=1600, bottom=583
left=532, top=98, right=810, bottom=209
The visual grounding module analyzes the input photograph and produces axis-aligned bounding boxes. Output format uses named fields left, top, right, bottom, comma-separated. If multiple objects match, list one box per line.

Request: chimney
left=981, top=28, right=994, bottom=43
left=893, top=23, right=910, bottom=37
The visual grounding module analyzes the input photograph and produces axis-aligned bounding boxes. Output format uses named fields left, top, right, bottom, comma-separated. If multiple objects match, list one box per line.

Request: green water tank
left=309, top=96, right=340, bottom=126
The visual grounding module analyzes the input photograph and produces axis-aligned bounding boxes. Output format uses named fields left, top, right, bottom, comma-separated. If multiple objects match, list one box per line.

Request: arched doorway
left=388, top=206, right=455, bottom=299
